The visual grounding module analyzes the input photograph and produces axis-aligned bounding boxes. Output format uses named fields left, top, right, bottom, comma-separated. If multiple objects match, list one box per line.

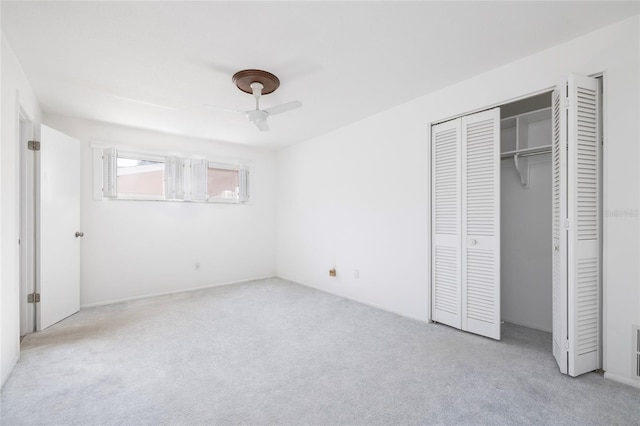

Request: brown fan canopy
left=232, top=69, right=280, bottom=95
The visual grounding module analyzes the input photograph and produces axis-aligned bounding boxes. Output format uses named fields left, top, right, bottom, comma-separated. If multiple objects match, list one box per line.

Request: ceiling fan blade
left=111, top=94, right=180, bottom=111
left=203, top=104, right=246, bottom=115
left=264, top=100, right=302, bottom=116
left=254, top=119, right=270, bottom=132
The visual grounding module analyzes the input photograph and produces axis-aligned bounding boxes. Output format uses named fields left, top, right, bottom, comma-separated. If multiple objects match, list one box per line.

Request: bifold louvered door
left=552, top=74, right=601, bottom=377
left=431, top=108, right=501, bottom=340
left=432, top=119, right=462, bottom=329
left=551, top=86, right=568, bottom=374
left=461, top=109, right=501, bottom=340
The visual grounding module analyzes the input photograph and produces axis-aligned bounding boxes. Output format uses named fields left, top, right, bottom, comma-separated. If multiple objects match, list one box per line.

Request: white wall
left=1, top=33, right=42, bottom=387
left=43, top=115, right=277, bottom=307
left=276, top=16, right=640, bottom=386
left=277, top=116, right=430, bottom=321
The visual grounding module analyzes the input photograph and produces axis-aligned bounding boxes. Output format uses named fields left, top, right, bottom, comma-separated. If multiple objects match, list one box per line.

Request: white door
left=461, top=108, right=501, bottom=340
left=552, top=74, right=601, bottom=376
left=551, top=86, right=568, bottom=373
left=38, top=125, right=81, bottom=330
left=431, top=118, right=462, bottom=329
left=431, top=109, right=501, bottom=340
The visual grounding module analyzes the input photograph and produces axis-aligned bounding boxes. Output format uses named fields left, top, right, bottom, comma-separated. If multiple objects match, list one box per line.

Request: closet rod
left=500, top=145, right=552, bottom=159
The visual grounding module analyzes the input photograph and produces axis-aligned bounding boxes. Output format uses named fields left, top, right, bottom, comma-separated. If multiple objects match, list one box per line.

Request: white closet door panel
left=432, top=118, right=462, bottom=329
left=433, top=244, right=459, bottom=325
left=567, top=74, right=600, bottom=376
left=461, top=108, right=500, bottom=340
left=551, top=87, right=568, bottom=374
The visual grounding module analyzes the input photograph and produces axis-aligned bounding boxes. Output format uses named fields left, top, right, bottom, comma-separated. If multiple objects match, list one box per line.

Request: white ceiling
left=2, top=1, right=638, bottom=149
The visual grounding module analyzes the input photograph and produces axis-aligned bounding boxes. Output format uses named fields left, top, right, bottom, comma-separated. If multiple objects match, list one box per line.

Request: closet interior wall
left=500, top=94, right=553, bottom=332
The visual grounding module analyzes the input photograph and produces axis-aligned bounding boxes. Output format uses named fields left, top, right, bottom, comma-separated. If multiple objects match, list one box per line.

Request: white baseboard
left=604, top=371, right=640, bottom=389
left=278, top=275, right=430, bottom=324
left=1, top=353, right=20, bottom=389
left=80, top=275, right=277, bottom=309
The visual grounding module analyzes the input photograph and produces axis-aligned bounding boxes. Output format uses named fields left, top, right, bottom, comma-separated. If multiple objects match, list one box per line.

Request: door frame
left=595, top=72, right=606, bottom=372
left=19, top=109, right=35, bottom=336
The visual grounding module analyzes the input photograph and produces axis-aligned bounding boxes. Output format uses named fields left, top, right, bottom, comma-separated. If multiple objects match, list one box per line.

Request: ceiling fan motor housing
left=232, top=69, right=280, bottom=95
left=247, top=109, right=268, bottom=123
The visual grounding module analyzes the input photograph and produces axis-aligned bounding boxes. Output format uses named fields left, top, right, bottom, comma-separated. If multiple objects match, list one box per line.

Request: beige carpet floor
left=1, top=277, right=639, bottom=425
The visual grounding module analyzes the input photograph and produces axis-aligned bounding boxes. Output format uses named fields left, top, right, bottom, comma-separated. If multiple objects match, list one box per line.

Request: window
left=190, top=160, right=249, bottom=202
left=117, top=156, right=165, bottom=198
left=101, top=147, right=249, bottom=203
left=209, top=164, right=241, bottom=200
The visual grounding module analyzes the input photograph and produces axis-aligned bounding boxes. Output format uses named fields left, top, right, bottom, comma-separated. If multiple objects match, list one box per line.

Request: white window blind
left=102, top=147, right=117, bottom=198
left=239, top=167, right=249, bottom=202
left=190, top=159, right=208, bottom=201
left=165, top=156, right=185, bottom=200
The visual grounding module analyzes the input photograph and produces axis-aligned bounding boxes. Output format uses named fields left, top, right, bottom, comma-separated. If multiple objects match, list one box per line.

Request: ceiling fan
left=232, top=69, right=302, bottom=131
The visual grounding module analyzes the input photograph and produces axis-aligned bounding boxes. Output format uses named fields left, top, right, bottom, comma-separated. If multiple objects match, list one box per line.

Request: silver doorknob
left=469, top=239, right=477, bottom=246
left=75, top=232, right=84, bottom=238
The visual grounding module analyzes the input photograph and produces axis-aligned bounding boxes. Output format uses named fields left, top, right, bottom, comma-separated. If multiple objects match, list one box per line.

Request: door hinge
left=28, top=140, right=41, bottom=151
left=564, top=98, right=570, bottom=109
left=27, top=292, right=40, bottom=303
left=563, top=219, right=571, bottom=229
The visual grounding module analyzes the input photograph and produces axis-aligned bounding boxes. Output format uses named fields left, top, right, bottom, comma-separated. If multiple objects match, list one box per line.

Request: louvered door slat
left=431, top=119, right=462, bottom=328
left=434, top=246, right=458, bottom=315
left=461, top=108, right=500, bottom=340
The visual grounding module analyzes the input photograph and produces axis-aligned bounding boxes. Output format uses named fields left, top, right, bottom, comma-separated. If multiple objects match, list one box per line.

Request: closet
left=430, top=73, right=602, bottom=377
left=500, top=95, right=553, bottom=333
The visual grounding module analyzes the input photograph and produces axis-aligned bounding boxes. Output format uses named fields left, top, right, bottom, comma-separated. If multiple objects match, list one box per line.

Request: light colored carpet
left=1, top=277, right=639, bottom=425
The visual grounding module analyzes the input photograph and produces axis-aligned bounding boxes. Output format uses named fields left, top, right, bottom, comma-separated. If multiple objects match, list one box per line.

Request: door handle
left=469, top=239, right=477, bottom=246
left=75, top=232, right=84, bottom=238
left=554, top=244, right=559, bottom=253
